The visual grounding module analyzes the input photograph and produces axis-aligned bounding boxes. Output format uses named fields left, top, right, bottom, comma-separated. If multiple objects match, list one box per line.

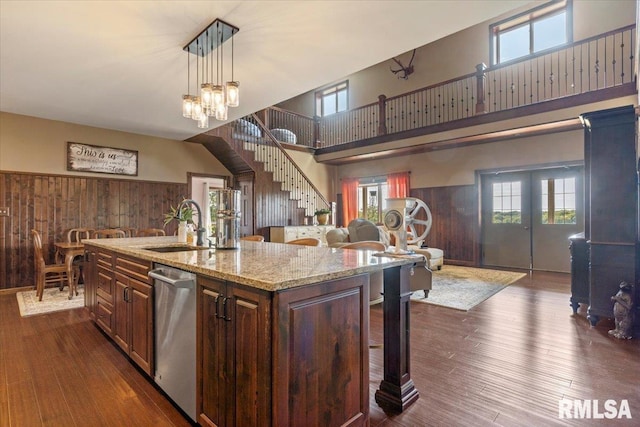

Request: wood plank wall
left=411, top=184, right=479, bottom=266
left=0, top=171, right=187, bottom=290
left=255, top=178, right=306, bottom=240
left=335, top=184, right=479, bottom=266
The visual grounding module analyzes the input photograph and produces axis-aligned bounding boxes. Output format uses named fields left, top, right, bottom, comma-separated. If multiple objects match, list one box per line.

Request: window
left=490, top=0, right=572, bottom=64
left=357, top=180, right=388, bottom=223
left=492, top=181, right=522, bottom=224
left=541, top=177, right=576, bottom=224
left=315, top=81, right=348, bottom=117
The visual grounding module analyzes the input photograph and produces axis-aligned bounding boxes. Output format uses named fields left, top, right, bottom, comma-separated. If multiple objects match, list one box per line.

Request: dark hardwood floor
left=1, top=271, right=638, bottom=426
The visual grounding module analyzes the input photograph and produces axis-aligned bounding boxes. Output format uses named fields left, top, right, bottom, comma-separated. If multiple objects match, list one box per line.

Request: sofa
left=328, top=219, right=437, bottom=301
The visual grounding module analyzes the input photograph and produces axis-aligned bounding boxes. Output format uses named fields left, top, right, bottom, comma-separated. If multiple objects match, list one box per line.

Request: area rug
left=410, top=265, right=526, bottom=311
left=16, top=286, right=84, bottom=317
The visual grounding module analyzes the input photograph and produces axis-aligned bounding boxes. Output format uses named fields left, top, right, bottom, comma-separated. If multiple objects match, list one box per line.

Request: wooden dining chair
left=67, top=228, right=94, bottom=243
left=287, top=237, right=322, bottom=247
left=64, top=227, right=94, bottom=285
left=240, top=235, right=265, bottom=242
left=93, top=229, right=126, bottom=239
left=118, top=227, right=137, bottom=237
left=31, top=229, right=77, bottom=301
left=137, top=228, right=166, bottom=237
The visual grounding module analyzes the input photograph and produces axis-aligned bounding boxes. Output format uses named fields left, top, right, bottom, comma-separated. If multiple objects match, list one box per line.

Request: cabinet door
left=273, top=274, right=369, bottom=426
left=113, top=272, right=130, bottom=354
left=227, top=285, right=272, bottom=427
left=199, top=278, right=227, bottom=427
left=129, top=277, right=153, bottom=375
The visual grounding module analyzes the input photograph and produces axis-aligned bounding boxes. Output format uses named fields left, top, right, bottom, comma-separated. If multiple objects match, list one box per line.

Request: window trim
left=314, top=80, right=349, bottom=117
left=489, top=0, right=573, bottom=65
left=357, top=178, right=387, bottom=223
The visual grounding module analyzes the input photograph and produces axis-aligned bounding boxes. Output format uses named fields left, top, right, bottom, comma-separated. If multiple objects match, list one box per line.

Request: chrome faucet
left=175, top=199, right=207, bottom=247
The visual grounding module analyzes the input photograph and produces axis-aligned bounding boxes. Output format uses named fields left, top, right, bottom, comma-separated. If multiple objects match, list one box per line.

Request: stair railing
left=246, top=113, right=330, bottom=217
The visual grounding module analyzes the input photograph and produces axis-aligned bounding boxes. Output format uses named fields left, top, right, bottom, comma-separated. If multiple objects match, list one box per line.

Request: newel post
left=313, top=116, right=321, bottom=148
left=475, top=63, right=487, bottom=114
left=378, top=94, right=388, bottom=135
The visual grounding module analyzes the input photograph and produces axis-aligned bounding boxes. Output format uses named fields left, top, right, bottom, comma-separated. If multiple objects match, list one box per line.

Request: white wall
left=0, top=112, right=230, bottom=183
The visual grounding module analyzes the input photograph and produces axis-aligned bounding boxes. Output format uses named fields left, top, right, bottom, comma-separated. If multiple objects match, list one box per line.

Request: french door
left=481, top=166, right=583, bottom=272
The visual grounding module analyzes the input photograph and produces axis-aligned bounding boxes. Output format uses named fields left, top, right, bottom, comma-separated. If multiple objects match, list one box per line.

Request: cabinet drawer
left=96, top=297, right=114, bottom=334
left=97, top=268, right=113, bottom=301
left=298, top=227, right=322, bottom=238
left=115, top=256, right=151, bottom=283
left=97, top=251, right=113, bottom=269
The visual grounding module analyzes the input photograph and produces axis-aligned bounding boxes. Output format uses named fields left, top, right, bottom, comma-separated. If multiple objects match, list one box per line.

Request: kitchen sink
left=145, top=245, right=209, bottom=253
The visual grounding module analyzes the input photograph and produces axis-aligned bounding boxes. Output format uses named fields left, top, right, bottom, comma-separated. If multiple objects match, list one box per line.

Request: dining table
left=54, top=241, right=84, bottom=299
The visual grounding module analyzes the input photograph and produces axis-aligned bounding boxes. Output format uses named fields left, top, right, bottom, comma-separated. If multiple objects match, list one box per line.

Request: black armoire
left=574, top=105, right=639, bottom=327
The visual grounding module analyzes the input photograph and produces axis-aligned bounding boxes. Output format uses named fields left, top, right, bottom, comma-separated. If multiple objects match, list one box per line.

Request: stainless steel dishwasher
left=148, top=264, right=197, bottom=422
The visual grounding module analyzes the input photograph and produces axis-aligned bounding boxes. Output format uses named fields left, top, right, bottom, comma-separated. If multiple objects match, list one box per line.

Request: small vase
left=316, top=214, right=329, bottom=225
left=177, top=221, right=188, bottom=243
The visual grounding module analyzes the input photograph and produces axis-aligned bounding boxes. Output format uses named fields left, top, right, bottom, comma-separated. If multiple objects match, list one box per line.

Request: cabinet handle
left=214, top=295, right=221, bottom=318
left=222, top=297, right=232, bottom=321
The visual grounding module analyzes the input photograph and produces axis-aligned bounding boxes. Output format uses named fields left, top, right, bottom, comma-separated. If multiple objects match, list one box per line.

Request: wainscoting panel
left=0, top=171, right=187, bottom=290
left=411, top=185, right=479, bottom=266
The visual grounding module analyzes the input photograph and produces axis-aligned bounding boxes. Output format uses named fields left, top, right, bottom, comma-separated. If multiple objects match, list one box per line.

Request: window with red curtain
left=341, top=178, right=359, bottom=226
left=387, top=172, right=410, bottom=198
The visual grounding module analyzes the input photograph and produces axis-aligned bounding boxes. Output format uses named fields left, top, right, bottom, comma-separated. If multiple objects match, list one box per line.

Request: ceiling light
left=182, top=19, right=239, bottom=129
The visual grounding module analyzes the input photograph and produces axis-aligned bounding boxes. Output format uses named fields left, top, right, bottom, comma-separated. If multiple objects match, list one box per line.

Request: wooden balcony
left=264, top=25, right=637, bottom=157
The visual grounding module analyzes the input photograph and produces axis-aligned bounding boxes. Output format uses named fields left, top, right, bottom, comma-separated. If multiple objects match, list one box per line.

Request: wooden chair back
left=31, top=229, right=46, bottom=271
left=137, top=228, right=166, bottom=237
left=240, top=235, right=265, bottom=242
left=31, top=229, right=71, bottom=301
left=67, top=228, right=94, bottom=243
left=287, top=237, right=322, bottom=247
left=118, top=227, right=137, bottom=237
left=93, top=229, right=126, bottom=239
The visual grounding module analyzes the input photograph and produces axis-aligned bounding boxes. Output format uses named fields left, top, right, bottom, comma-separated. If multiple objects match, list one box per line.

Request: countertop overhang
left=83, top=236, right=417, bottom=292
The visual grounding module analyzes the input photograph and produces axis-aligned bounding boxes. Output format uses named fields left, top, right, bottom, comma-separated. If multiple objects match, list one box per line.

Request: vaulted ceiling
left=0, top=1, right=528, bottom=141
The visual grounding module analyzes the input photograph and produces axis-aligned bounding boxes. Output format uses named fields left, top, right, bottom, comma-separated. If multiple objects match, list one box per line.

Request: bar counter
left=81, top=235, right=414, bottom=291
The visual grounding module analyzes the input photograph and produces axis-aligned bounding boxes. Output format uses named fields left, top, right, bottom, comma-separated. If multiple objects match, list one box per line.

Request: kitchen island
left=83, top=236, right=419, bottom=426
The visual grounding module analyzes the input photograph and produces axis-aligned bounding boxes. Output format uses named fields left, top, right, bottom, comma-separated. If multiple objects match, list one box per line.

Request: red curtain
left=341, top=178, right=359, bottom=226
left=387, top=172, right=410, bottom=198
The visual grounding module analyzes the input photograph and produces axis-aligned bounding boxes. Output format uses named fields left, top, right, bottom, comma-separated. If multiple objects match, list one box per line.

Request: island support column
left=375, top=264, right=419, bottom=411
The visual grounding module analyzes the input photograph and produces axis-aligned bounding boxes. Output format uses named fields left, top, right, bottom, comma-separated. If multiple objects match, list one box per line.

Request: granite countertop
left=82, top=236, right=416, bottom=292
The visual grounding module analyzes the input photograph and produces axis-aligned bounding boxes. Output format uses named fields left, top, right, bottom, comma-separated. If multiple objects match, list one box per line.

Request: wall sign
left=67, top=142, right=138, bottom=176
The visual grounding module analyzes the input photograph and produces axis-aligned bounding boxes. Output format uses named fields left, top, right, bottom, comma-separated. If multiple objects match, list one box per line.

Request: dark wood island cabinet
left=83, top=237, right=418, bottom=426
left=84, top=247, right=154, bottom=375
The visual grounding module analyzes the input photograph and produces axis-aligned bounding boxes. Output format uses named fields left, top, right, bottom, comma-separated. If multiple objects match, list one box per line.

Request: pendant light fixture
left=181, top=19, right=239, bottom=129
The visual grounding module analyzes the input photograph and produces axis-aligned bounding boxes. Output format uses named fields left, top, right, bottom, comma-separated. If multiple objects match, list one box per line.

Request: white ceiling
left=0, top=1, right=529, bottom=141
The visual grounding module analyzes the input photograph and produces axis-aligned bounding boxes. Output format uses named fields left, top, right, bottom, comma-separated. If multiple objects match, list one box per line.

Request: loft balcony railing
left=264, top=25, right=635, bottom=150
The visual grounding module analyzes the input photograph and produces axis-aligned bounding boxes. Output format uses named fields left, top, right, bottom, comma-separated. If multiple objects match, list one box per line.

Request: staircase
left=187, top=114, right=330, bottom=229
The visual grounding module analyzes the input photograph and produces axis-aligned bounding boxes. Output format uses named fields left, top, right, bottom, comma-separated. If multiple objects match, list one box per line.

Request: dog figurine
left=608, top=282, right=635, bottom=340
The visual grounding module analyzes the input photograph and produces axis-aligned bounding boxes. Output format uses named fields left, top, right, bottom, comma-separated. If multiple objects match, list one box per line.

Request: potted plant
left=164, top=199, right=195, bottom=242
left=314, top=208, right=331, bottom=225
left=163, top=202, right=194, bottom=226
